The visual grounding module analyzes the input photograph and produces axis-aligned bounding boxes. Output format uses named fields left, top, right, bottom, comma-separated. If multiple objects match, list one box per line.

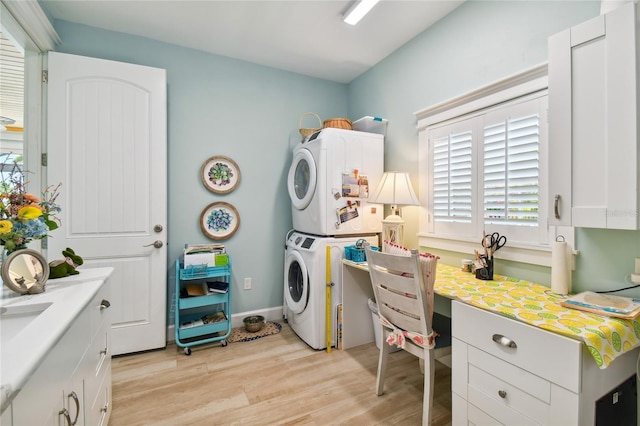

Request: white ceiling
left=40, top=0, right=465, bottom=83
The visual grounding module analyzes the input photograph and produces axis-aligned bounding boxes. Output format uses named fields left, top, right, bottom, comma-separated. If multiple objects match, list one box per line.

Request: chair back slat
left=366, top=246, right=432, bottom=337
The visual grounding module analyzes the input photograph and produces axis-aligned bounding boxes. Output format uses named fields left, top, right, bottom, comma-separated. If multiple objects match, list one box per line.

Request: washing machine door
left=284, top=250, right=309, bottom=314
left=287, top=148, right=316, bottom=210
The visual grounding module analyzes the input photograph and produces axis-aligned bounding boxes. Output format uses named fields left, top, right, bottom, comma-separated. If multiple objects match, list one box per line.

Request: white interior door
left=47, top=52, right=167, bottom=355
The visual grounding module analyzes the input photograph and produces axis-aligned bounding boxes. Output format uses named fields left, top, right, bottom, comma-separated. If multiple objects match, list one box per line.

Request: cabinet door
left=548, top=2, right=639, bottom=229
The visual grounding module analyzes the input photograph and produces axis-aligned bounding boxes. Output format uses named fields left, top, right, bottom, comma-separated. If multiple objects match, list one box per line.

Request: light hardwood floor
left=110, top=323, right=452, bottom=426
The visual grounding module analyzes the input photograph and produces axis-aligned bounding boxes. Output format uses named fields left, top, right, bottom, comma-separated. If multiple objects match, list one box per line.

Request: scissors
left=482, top=232, right=507, bottom=257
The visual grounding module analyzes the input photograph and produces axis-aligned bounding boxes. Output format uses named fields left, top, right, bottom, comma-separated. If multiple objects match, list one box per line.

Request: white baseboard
left=167, top=305, right=285, bottom=343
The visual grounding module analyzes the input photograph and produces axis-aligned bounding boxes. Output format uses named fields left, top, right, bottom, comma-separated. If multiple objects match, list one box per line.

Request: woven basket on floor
left=299, top=112, right=322, bottom=138
left=323, top=117, right=353, bottom=130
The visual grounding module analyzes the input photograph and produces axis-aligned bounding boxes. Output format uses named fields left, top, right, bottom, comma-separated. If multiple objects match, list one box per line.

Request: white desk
left=341, top=259, right=640, bottom=425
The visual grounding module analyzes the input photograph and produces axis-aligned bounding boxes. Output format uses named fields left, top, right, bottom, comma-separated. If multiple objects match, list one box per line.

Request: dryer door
left=288, top=148, right=316, bottom=210
left=284, top=249, right=309, bottom=314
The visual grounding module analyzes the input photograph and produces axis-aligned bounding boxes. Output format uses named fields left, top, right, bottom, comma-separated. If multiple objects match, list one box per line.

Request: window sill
left=418, top=234, right=555, bottom=267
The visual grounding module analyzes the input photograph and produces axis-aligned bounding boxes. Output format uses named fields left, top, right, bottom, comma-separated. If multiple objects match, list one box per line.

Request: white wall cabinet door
left=548, top=2, right=639, bottom=230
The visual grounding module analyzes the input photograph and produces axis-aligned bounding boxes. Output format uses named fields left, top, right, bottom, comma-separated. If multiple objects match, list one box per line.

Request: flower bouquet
left=0, top=161, right=61, bottom=254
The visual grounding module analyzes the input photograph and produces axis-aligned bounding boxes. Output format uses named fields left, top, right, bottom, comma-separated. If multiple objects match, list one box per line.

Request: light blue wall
left=50, top=20, right=348, bottom=319
left=47, top=0, right=640, bottom=324
left=349, top=0, right=640, bottom=297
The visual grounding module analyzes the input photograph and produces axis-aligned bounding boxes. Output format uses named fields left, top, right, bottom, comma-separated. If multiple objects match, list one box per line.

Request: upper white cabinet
left=548, top=2, right=639, bottom=229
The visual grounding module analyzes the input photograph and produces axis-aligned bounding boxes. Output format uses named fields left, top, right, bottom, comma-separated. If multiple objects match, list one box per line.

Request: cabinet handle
left=492, top=333, right=517, bottom=348
left=498, top=389, right=507, bottom=398
left=100, top=299, right=111, bottom=310
left=100, top=347, right=108, bottom=356
left=554, top=194, right=561, bottom=220
left=68, top=391, right=80, bottom=425
left=59, top=408, right=72, bottom=426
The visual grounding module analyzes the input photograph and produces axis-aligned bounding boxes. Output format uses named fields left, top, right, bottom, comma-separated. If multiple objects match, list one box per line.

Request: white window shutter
left=483, top=112, right=540, bottom=227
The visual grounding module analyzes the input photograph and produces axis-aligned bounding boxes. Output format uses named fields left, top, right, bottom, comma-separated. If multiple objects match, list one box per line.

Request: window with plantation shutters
left=421, top=92, right=548, bottom=247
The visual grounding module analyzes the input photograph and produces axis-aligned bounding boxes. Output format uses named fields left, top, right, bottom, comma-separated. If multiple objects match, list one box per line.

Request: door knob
left=143, top=240, right=163, bottom=249
left=154, top=224, right=163, bottom=232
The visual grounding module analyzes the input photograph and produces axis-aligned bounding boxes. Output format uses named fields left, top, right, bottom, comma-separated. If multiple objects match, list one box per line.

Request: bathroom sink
left=0, top=302, right=53, bottom=344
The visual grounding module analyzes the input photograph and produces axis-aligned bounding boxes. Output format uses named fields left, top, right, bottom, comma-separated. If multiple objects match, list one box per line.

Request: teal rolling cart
left=175, top=257, right=232, bottom=355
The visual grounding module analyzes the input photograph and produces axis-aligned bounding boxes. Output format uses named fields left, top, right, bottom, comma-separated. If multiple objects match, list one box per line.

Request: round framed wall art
left=201, top=155, right=240, bottom=194
left=200, top=201, right=240, bottom=240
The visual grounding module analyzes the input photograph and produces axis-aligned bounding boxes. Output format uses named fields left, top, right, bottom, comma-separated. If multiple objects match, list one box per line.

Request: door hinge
left=41, top=153, right=47, bottom=166
left=42, top=70, right=48, bottom=83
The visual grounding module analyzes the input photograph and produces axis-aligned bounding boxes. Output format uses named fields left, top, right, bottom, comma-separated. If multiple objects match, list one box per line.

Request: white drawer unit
left=7, top=275, right=112, bottom=426
left=452, top=301, right=640, bottom=425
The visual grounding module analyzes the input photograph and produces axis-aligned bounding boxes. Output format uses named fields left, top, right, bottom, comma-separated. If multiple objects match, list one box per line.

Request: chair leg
left=422, top=348, right=435, bottom=426
left=375, top=328, right=391, bottom=396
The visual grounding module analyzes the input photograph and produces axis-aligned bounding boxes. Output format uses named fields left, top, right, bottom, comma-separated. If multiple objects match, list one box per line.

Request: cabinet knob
left=498, top=389, right=507, bottom=399
left=100, top=299, right=111, bottom=310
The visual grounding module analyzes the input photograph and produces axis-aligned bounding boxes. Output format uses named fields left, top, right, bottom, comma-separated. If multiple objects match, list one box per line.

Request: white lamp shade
left=369, top=171, right=420, bottom=206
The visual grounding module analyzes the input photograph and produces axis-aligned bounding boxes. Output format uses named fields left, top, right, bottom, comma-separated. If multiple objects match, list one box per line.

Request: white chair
left=365, top=244, right=447, bottom=426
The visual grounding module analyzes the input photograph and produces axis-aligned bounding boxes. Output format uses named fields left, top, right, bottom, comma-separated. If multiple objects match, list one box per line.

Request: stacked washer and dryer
left=284, top=127, right=383, bottom=350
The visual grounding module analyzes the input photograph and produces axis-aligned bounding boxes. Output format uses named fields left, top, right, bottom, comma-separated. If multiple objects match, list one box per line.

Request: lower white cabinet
left=452, top=301, right=639, bottom=425
left=9, top=279, right=112, bottom=426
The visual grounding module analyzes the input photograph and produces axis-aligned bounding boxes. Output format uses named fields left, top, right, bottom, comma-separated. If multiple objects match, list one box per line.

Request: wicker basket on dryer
left=299, top=112, right=323, bottom=138
left=323, top=117, right=353, bottom=130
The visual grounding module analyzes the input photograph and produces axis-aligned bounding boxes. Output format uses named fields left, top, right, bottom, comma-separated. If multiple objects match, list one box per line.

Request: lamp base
left=381, top=214, right=405, bottom=252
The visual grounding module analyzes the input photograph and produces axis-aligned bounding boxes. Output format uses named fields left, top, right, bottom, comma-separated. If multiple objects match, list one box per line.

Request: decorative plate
left=201, top=155, right=240, bottom=194
left=200, top=202, right=240, bottom=240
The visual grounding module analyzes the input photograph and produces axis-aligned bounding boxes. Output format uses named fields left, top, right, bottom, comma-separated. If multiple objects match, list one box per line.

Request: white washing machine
left=288, top=128, right=384, bottom=237
left=283, top=230, right=377, bottom=350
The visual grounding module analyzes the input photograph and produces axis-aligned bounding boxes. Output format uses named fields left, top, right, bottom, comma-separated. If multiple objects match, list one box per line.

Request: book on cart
left=206, top=281, right=229, bottom=294
left=185, top=282, right=208, bottom=297
left=179, top=311, right=227, bottom=329
left=560, top=291, right=640, bottom=319
left=183, top=243, right=228, bottom=268
left=184, top=243, right=226, bottom=255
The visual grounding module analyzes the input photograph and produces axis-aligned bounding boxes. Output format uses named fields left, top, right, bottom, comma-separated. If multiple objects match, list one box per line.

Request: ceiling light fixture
left=343, top=0, right=380, bottom=25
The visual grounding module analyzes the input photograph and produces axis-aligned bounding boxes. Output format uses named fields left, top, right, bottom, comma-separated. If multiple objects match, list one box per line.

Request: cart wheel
left=221, top=340, right=228, bottom=347
left=184, top=347, right=191, bottom=356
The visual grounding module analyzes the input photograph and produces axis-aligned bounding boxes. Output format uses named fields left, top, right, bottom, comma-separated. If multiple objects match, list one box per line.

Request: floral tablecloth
left=435, top=264, right=640, bottom=369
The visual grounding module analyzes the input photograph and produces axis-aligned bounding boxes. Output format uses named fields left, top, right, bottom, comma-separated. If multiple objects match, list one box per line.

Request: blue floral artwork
left=207, top=208, right=232, bottom=232
left=200, top=202, right=240, bottom=240
left=201, top=156, right=240, bottom=194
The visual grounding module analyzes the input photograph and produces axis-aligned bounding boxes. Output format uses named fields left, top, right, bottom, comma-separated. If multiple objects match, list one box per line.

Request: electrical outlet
left=244, top=277, right=252, bottom=290
left=635, top=258, right=640, bottom=274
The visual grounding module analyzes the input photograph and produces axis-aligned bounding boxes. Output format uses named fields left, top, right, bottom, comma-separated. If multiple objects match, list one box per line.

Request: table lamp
left=369, top=171, right=420, bottom=251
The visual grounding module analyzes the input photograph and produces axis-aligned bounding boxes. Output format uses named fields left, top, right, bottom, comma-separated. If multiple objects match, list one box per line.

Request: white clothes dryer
left=288, top=128, right=384, bottom=236
left=283, top=230, right=377, bottom=350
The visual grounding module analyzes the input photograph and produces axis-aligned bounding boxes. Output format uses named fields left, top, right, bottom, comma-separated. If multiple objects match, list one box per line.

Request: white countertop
left=0, top=267, right=113, bottom=413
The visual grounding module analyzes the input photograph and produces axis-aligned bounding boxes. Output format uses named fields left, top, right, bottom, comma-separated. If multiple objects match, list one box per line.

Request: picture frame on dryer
left=200, top=202, right=240, bottom=240
left=201, top=155, right=241, bottom=194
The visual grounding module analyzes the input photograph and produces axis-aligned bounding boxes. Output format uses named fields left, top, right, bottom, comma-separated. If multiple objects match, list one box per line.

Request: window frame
left=416, top=63, right=574, bottom=267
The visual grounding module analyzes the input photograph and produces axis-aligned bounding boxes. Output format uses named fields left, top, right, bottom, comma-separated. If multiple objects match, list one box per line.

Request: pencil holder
left=475, top=257, right=493, bottom=280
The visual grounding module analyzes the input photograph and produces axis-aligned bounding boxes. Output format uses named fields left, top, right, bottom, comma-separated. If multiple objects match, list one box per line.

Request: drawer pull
left=492, top=333, right=517, bottom=348
left=100, top=299, right=111, bottom=310
left=68, top=391, right=80, bottom=425
left=59, top=408, right=72, bottom=426
left=498, top=390, right=507, bottom=399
